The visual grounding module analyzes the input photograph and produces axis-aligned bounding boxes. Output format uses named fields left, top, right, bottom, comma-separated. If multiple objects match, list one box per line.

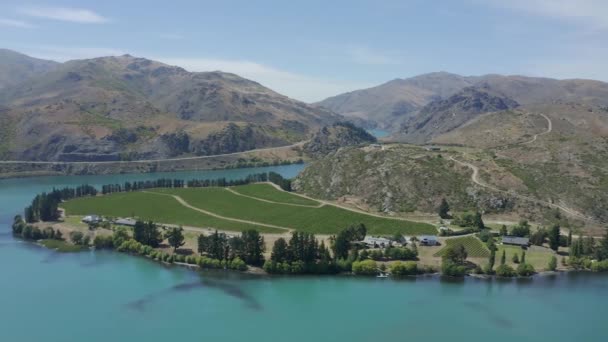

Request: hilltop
left=0, top=50, right=339, bottom=161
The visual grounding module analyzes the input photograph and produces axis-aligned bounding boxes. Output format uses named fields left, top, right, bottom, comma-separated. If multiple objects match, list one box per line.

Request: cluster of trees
left=509, top=220, right=531, bottom=237
left=198, top=230, right=265, bottom=266
left=268, top=172, right=292, bottom=191
left=264, top=225, right=420, bottom=275
left=186, top=173, right=270, bottom=188
left=450, top=211, right=485, bottom=231
left=359, top=245, right=417, bottom=262
left=12, top=215, right=64, bottom=241
left=264, top=231, right=334, bottom=274
left=332, top=224, right=367, bottom=259
left=116, top=237, right=247, bottom=271
left=24, top=185, right=98, bottom=223
left=567, top=231, right=608, bottom=271
left=133, top=221, right=163, bottom=247
left=441, top=244, right=469, bottom=276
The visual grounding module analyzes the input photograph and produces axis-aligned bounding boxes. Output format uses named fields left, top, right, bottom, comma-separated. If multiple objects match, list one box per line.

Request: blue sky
left=1, top=0, right=606, bottom=102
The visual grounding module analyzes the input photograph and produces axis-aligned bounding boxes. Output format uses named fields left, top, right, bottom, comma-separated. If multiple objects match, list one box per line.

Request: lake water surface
left=1, top=165, right=607, bottom=342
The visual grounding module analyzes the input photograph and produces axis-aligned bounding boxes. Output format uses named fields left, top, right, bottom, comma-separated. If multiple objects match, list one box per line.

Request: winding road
left=522, top=113, right=552, bottom=145
left=448, top=113, right=596, bottom=223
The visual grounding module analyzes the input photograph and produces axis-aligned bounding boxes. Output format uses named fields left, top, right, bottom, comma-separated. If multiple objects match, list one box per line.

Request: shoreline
left=0, top=159, right=306, bottom=180
left=22, top=235, right=593, bottom=281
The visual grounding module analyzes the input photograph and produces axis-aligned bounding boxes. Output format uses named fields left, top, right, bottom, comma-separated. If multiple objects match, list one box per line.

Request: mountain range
left=0, top=49, right=338, bottom=161
left=316, top=71, right=608, bottom=135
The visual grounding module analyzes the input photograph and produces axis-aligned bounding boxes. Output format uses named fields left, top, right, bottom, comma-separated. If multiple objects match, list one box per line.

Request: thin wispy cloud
left=155, top=57, right=374, bottom=102
left=347, top=46, right=400, bottom=65
left=482, top=0, right=608, bottom=31
left=18, top=6, right=109, bottom=24
left=0, top=18, right=35, bottom=28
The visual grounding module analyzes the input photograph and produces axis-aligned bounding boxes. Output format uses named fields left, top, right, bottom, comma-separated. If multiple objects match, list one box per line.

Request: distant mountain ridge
left=0, top=50, right=340, bottom=161
left=399, top=86, right=519, bottom=143
left=316, top=72, right=608, bottom=131
left=0, top=49, right=58, bottom=91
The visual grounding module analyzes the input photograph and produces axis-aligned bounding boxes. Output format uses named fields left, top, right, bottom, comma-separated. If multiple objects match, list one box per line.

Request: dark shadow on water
left=463, top=300, right=514, bottom=329
left=125, top=277, right=262, bottom=312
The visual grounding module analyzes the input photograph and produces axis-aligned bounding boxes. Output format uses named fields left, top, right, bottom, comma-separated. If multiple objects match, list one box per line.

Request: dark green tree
left=165, top=226, right=185, bottom=252
left=438, top=198, right=451, bottom=219
left=271, top=238, right=289, bottom=263
left=240, top=229, right=265, bottom=266
left=521, top=250, right=526, bottom=264
left=473, top=212, right=484, bottom=231
left=549, top=224, right=561, bottom=251
left=548, top=255, right=557, bottom=271
left=500, top=250, right=506, bottom=265
left=512, top=253, right=520, bottom=264
left=487, top=248, right=496, bottom=273
left=499, top=225, right=508, bottom=236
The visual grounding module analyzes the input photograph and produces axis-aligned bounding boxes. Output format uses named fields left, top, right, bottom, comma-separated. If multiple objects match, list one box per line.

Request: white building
left=362, top=236, right=392, bottom=248
left=82, top=215, right=101, bottom=224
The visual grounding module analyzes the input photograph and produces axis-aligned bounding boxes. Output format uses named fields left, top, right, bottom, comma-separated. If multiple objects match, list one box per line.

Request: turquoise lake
left=1, top=164, right=607, bottom=341
left=367, top=128, right=390, bottom=138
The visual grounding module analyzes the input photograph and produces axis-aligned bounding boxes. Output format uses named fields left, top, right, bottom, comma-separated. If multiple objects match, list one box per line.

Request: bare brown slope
left=0, top=53, right=339, bottom=161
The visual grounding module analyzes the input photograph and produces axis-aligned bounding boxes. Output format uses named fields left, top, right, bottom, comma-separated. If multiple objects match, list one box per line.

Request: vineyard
left=434, top=236, right=490, bottom=258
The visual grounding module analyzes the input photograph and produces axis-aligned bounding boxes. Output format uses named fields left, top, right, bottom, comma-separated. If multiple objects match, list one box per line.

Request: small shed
left=419, top=235, right=438, bottom=246
left=502, top=236, right=530, bottom=247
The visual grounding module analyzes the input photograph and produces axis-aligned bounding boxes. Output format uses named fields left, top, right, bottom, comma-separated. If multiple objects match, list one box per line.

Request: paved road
left=0, top=141, right=307, bottom=165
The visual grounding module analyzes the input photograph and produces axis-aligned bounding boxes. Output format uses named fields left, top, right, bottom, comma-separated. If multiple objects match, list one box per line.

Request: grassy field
left=434, top=236, right=490, bottom=258
left=152, top=187, right=435, bottom=235
left=230, top=184, right=320, bottom=206
left=40, top=239, right=88, bottom=252
left=62, top=191, right=284, bottom=233
left=63, top=185, right=436, bottom=235
left=496, top=245, right=555, bottom=271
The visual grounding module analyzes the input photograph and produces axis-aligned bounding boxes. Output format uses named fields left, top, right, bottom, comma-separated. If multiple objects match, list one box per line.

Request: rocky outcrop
left=303, top=122, right=376, bottom=157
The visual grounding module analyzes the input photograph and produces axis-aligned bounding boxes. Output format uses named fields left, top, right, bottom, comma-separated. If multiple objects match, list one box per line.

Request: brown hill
left=0, top=52, right=339, bottom=161
left=316, top=72, right=608, bottom=131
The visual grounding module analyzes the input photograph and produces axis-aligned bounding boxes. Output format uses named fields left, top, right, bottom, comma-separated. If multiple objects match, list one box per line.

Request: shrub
left=516, top=263, right=535, bottom=276
left=590, top=260, right=608, bottom=272
left=229, top=257, right=248, bottom=271
left=548, top=255, right=558, bottom=271
left=495, top=264, right=516, bottom=277
left=352, top=260, right=378, bottom=275
left=93, top=235, right=114, bottom=249
left=390, top=261, right=418, bottom=276
left=441, top=260, right=467, bottom=277
left=69, top=231, right=84, bottom=245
